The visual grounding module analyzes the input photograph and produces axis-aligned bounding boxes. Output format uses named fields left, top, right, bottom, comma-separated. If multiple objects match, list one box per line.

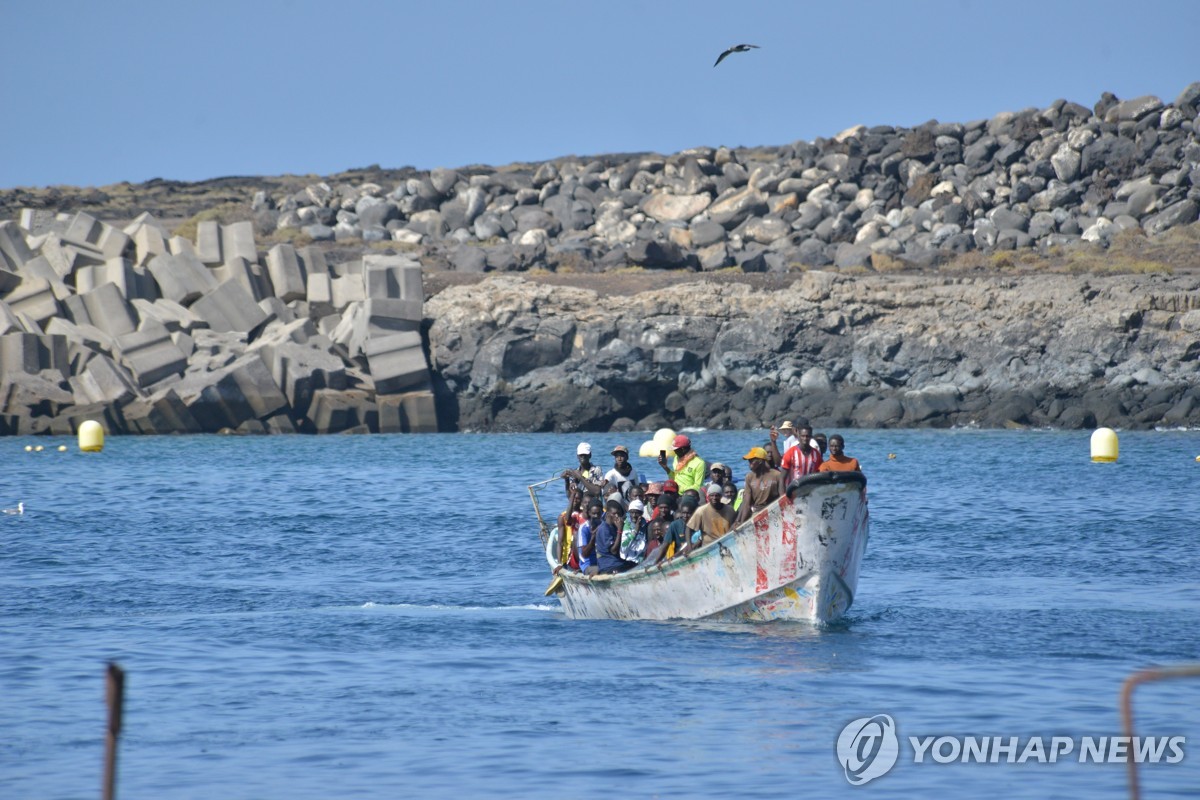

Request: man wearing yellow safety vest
left=656, top=434, right=707, bottom=494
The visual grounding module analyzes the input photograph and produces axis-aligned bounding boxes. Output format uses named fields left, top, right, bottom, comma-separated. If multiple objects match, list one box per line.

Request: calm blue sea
left=2, top=429, right=1198, bottom=799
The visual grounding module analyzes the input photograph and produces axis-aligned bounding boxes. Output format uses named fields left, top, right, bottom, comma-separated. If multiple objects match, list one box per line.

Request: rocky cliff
left=426, top=271, right=1200, bottom=432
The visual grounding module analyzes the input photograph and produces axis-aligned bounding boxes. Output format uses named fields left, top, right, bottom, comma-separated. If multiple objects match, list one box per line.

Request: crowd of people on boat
left=555, top=419, right=863, bottom=576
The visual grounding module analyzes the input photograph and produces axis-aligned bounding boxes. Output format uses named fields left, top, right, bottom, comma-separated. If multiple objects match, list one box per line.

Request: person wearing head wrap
left=655, top=434, right=707, bottom=494
left=619, top=499, right=649, bottom=562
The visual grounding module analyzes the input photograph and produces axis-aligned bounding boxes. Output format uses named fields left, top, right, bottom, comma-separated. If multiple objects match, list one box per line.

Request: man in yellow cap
left=656, top=433, right=707, bottom=494
left=736, top=446, right=785, bottom=525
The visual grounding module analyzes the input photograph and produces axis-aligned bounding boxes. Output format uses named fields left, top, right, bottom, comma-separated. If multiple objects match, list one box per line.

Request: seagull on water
left=714, top=43, right=760, bottom=67
left=3, top=502, right=24, bottom=515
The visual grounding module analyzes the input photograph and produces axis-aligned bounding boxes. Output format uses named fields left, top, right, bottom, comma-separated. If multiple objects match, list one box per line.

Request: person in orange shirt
left=818, top=434, right=862, bottom=474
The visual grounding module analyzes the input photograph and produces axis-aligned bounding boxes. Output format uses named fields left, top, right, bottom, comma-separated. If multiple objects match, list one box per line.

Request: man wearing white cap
left=563, top=442, right=604, bottom=499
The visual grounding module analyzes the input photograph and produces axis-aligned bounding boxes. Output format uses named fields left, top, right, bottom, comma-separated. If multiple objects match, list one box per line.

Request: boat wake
left=359, top=601, right=559, bottom=613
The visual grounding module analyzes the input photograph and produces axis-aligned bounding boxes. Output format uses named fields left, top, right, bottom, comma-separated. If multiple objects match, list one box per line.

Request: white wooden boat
left=529, top=471, right=869, bottom=623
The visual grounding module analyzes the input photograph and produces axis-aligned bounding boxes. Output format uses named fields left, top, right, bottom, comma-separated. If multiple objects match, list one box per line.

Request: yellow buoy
left=24, top=445, right=33, bottom=452
left=57, top=445, right=68, bottom=452
left=79, top=420, right=105, bottom=453
left=887, top=453, right=897, bottom=459
left=1090, top=427, right=1118, bottom=462
left=34, top=445, right=44, bottom=452
left=638, top=439, right=659, bottom=458
left=652, top=427, right=677, bottom=451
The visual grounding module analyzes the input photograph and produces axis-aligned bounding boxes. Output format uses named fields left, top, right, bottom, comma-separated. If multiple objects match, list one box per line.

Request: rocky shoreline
left=2, top=84, right=1199, bottom=435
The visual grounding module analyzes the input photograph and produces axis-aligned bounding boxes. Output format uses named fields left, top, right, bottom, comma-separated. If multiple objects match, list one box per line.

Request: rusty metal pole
left=103, top=662, right=125, bottom=800
left=1120, top=663, right=1200, bottom=800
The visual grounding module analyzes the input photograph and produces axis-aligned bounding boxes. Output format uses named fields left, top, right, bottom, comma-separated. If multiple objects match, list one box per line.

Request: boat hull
left=549, top=471, right=869, bottom=624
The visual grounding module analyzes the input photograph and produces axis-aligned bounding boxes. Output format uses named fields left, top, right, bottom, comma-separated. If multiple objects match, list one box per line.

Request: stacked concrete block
left=62, top=212, right=131, bottom=260
left=131, top=222, right=168, bottom=267
left=63, top=282, right=139, bottom=337
left=265, top=244, right=307, bottom=302
left=257, top=297, right=296, bottom=328
left=130, top=298, right=205, bottom=333
left=306, top=271, right=332, bottom=312
left=297, top=246, right=328, bottom=279
left=213, top=255, right=273, bottom=301
left=69, top=352, right=141, bottom=407
left=0, top=303, right=26, bottom=335
left=304, top=388, right=377, bottom=433
left=34, top=236, right=76, bottom=278
left=365, top=331, right=430, bottom=395
left=4, top=278, right=63, bottom=328
left=190, top=279, right=269, bottom=334
left=221, top=221, right=257, bottom=264
left=196, top=220, right=223, bottom=265
left=341, top=297, right=423, bottom=359
left=46, top=316, right=118, bottom=355
left=17, top=209, right=59, bottom=236
left=177, top=353, right=288, bottom=431
left=0, top=220, right=35, bottom=272
left=330, top=274, right=365, bottom=310
left=121, top=387, right=202, bottom=434
left=75, top=257, right=137, bottom=296
left=0, top=264, right=20, bottom=295
left=1, top=371, right=75, bottom=420
left=255, top=339, right=347, bottom=415
left=0, top=332, right=69, bottom=377
left=16, top=255, right=59, bottom=283
left=362, top=254, right=423, bottom=301
left=263, top=412, right=296, bottom=434
left=146, top=252, right=218, bottom=305
left=115, top=324, right=189, bottom=387
left=168, top=235, right=197, bottom=258
left=377, top=389, right=438, bottom=433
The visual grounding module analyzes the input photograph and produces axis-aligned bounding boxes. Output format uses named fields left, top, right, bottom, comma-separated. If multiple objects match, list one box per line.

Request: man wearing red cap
left=656, top=434, right=707, bottom=494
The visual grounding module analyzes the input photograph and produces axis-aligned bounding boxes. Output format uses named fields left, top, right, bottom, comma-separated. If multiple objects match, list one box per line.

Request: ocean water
left=2, top=428, right=1198, bottom=799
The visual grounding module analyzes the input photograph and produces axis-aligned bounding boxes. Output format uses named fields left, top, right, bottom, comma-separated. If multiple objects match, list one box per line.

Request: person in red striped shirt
left=771, top=420, right=823, bottom=485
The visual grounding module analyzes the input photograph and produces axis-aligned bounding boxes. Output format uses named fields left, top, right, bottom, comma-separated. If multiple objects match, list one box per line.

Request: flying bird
left=713, top=43, right=760, bottom=67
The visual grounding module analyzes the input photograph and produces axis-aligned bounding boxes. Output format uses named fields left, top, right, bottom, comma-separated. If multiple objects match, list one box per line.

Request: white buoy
left=1090, top=427, right=1118, bottom=462
left=79, top=420, right=105, bottom=453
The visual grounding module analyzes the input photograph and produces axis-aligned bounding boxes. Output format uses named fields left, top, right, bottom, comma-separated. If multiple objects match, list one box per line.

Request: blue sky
left=2, top=0, right=1197, bottom=188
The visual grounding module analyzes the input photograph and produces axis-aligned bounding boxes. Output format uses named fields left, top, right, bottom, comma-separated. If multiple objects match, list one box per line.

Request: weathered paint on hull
left=554, top=472, right=869, bottom=624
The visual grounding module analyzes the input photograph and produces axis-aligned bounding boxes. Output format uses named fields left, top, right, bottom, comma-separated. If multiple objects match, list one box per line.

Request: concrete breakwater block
left=362, top=254, right=422, bottom=301
left=304, top=388, right=377, bottom=434
left=146, top=253, right=218, bottom=305
left=5, top=277, right=64, bottom=327
left=190, top=279, right=269, bottom=334
left=0, top=200, right=439, bottom=434
left=64, top=282, right=139, bottom=337
left=175, top=353, right=288, bottom=431
left=122, top=387, right=202, bottom=434
left=365, top=331, right=430, bottom=395
left=377, top=388, right=437, bottom=433
left=115, top=325, right=189, bottom=387
left=265, top=244, right=306, bottom=302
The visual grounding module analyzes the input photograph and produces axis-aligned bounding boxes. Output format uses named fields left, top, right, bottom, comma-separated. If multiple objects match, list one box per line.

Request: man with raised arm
left=656, top=434, right=707, bottom=495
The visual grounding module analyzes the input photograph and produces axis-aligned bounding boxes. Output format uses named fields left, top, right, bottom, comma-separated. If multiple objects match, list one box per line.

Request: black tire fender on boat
left=786, top=470, right=867, bottom=500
